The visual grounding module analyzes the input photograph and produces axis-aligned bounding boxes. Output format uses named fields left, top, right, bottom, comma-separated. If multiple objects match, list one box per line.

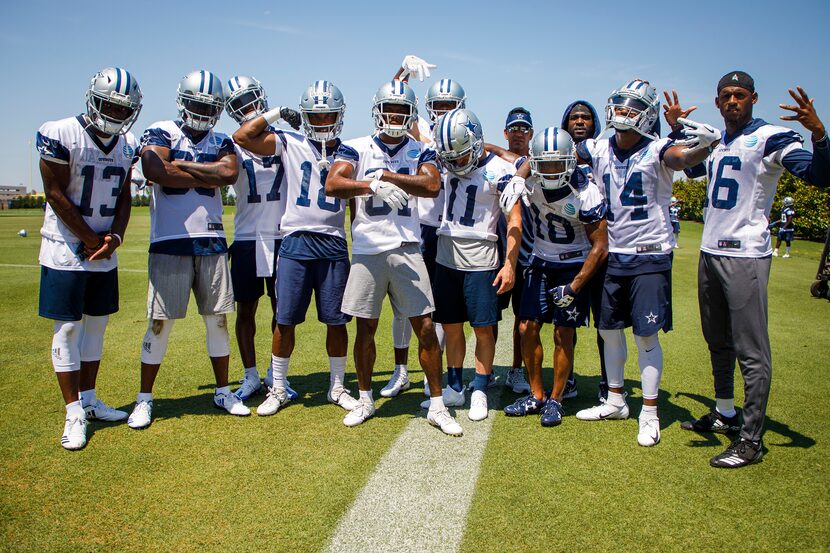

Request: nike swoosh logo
left=599, top=412, right=613, bottom=419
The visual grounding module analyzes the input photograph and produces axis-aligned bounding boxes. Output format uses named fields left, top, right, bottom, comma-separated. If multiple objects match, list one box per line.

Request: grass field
left=0, top=207, right=828, bottom=552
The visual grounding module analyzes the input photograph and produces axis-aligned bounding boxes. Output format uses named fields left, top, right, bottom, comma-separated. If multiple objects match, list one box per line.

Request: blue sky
left=3, top=0, right=829, bottom=191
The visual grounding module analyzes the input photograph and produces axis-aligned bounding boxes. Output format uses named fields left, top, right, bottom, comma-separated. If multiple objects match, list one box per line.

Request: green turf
left=0, top=209, right=828, bottom=552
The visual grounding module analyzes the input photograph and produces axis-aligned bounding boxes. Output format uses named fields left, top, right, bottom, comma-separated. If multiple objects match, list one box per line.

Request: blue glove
left=550, top=284, right=576, bottom=308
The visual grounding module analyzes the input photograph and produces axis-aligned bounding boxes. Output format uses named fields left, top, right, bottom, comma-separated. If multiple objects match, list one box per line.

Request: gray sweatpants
left=698, top=252, right=772, bottom=442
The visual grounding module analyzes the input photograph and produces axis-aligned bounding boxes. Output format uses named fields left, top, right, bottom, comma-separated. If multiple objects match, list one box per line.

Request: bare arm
left=88, top=168, right=133, bottom=261
left=175, top=150, right=238, bottom=186
left=325, top=161, right=367, bottom=199
left=141, top=146, right=213, bottom=189
left=40, top=159, right=101, bottom=250
left=233, top=114, right=281, bottom=157
left=662, top=144, right=713, bottom=172
left=484, top=143, right=520, bottom=163
left=569, top=219, right=608, bottom=294
left=377, top=163, right=440, bottom=197
left=492, top=202, right=522, bottom=294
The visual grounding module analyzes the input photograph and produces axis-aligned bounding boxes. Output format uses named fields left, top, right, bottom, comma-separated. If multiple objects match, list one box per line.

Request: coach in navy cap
left=504, top=107, right=533, bottom=156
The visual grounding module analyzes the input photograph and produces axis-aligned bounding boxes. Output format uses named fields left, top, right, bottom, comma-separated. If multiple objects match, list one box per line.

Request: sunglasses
left=506, top=125, right=531, bottom=134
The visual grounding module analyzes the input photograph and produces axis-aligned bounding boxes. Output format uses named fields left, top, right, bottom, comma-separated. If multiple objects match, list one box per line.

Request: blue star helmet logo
left=463, top=119, right=479, bottom=135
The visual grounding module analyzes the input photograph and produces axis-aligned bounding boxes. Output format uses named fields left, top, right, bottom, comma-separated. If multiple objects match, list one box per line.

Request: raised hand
left=400, top=55, right=437, bottom=82
left=780, top=86, right=827, bottom=139
left=662, top=90, right=697, bottom=130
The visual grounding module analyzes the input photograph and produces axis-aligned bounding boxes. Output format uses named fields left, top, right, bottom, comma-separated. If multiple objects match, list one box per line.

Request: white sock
left=271, top=355, right=289, bottom=390
left=429, top=396, right=446, bottom=411
left=634, top=334, right=662, bottom=401
left=785, top=246, right=791, bottom=254
left=395, top=363, right=408, bottom=378
left=329, top=356, right=347, bottom=390
left=244, top=366, right=259, bottom=380
left=607, top=390, right=626, bottom=408
left=80, top=388, right=96, bottom=408
left=65, top=400, right=85, bottom=419
left=215, top=385, right=230, bottom=396
left=640, top=404, right=658, bottom=420
left=137, top=392, right=153, bottom=403
left=716, top=398, right=736, bottom=418
left=359, top=389, right=373, bottom=403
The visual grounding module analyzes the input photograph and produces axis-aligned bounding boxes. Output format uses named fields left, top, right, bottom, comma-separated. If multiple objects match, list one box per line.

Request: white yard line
left=325, top=317, right=512, bottom=553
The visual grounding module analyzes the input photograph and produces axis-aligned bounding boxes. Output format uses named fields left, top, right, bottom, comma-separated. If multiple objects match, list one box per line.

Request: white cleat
left=468, top=390, right=489, bottom=421
left=343, top=399, right=375, bottom=427
left=380, top=367, right=410, bottom=398
left=505, top=367, right=530, bottom=394
left=420, top=386, right=465, bottom=409
left=427, top=407, right=463, bottom=436
left=782, top=253, right=790, bottom=258
left=257, top=387, right=290, bottom=416
left=263, top=370, right=299, bottom=400
left=214, top=390, right=251, bottom=416
left=234, top=374, right=262, bottom=401
left=60, top=416, right=87, bottom=450
left=772, top=249, right=779, bottom=257
left=637, top=416, right=661, bottom=447
left=328, top=387, right=360, bottom=411
left=84, top=399, right=128, bottom=422
left=575, top=397, right=630, bottom=421
left=127, top=400, right=153, bottom=429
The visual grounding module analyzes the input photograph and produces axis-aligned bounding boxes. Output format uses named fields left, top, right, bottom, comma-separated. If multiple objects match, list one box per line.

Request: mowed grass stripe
left=326, top=318, right=511, bottom=553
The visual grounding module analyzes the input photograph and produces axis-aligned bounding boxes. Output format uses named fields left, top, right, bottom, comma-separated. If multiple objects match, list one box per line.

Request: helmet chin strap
left=318, top=140, right=330, bottom=171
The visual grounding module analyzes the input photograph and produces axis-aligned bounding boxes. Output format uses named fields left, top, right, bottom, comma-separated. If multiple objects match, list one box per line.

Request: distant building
left=0, top=185, right=27, bottom=202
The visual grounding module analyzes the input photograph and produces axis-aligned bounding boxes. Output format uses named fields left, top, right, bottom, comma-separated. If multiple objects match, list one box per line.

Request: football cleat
left=540, top=398, right=564, bottom=427
left=127, top=400, right=153, bottom=429
left=575, top=395, right=629, bottom=421
left=257, top=387, right=290, bottom=417
left=468, top=390, right=488, bottom=421
left=328, top=387, right=360, bottom=411
left=427, top=407, right=463, bottom=436
left=343, top=399, right=375, bottom=427
left=681, top=410, right=741, bottom=434
left=637, top=416, right=661, bottom=446
left=772, top=249, right=779, bottom=257
left=710, top=438, right=763, bottom=468
left=234, top=374, right=262, bottom=401
left=420, top=386, right=465, bottom=409
left=504, top=368, right=530, bottom=394
left=60, top=416, right=87, bottom=450
left=84, top=399, right=128, bottom=422
left=263, top=370, right=299, bottom=401
left=214, top=390, right=251, bottom=416
left=503, top=393, right=545, bottom=417
left=380, top=366, right=410, bottom=398
left=782, top=253, right=790, bottom=259
left=562, top=378, right=578, bottom=400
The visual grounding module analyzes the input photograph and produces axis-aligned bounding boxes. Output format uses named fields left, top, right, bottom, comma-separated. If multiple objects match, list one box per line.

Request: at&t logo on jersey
left=563, top=203, right=576, bottom=216
left=407, top=148, right=420, bottom=159
left=123, top=143, right=135, bottom=159
left=744, top=136, right=759, bottom=148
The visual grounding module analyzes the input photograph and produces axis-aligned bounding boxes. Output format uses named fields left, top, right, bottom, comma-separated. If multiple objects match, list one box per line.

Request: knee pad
left=392, top=315, right=412, bottom=349
left=52, top=320, right=82, bottom=373
left=204, top=314, right=230, bottom=358
left=80, top=315, right=108, bottom=362
left=140, top=319, right=174, bottom=365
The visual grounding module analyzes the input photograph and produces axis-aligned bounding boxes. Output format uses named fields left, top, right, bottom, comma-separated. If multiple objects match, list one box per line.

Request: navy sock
left=447, top=367, right=463, bottom=392
left=472, top=372, right=490, bottom=392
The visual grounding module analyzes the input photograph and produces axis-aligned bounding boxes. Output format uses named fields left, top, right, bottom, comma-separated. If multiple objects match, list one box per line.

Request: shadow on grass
left=674, top=391, right=816, bottom=449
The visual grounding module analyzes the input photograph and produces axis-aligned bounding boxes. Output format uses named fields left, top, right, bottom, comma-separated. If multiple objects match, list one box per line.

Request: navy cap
left=505, top=107, right=533, bottom=129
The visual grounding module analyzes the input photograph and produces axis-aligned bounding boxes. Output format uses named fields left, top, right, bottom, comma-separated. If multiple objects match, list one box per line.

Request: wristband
left=263, top=107, right=283, bottom=126
left=110, top=233, right=122, bottom=246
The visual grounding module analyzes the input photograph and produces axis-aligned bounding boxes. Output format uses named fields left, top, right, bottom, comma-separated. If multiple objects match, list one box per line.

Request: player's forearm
left=45, top=187, right=101, bottom=247
left=503, top=205, right=522, bottom=269
left=110, top=182, right=132, bottom=239
left=325, top=170, right=372, bottom=199
left=141, top=151, right=210, bottom=189
left=380, top=170, right=439, bottom=197
left=571, top=223, right=609, bottom=293
left=484, top=143, right=519, bottom=163
left=175, top=160, right=237, bottom=186
left=233, top=116, right=275, bottom=156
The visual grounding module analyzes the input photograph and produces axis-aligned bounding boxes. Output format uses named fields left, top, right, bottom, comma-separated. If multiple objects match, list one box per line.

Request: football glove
left=499, top=176, right=529, bottom=214
left=550, top=284, right=575, bottom=308
left=369, top=179, right=409, bottom=211
left=400, top=55, right=436, bottom=82
left=279, top=107, right=302, bottom=130
left=675, top=117, right=721, bottom=154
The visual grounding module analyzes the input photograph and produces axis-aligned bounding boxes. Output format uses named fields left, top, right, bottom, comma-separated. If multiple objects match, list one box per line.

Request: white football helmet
left=529, top=127, right=576, bottom=190
left=85, top=67, right=143, bottom=135
left=606, top=79, right=660, bottom=137
left=176, top=70, right=225, bottom=131
left=299, top=80, right=346, bottom=142
left=425, top=79, right=466, bottom=123
left=226, top=75, right=268, bottom=125
left=372, top=80, right=418, bottom=138
left=432, top=108, right=484, bottom=176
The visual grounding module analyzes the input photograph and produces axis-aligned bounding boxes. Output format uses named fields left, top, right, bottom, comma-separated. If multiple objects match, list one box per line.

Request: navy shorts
left=778, top=229, right=794, bottom=242
left=229, top=240, right=279, bottom=303
left=498, top=263, right=526, bottom=314
left=671, top=220, right=681, bottom=234
left=518, top=264, right=589, bottom=327
left=276, top=256, right=350, bottom=326
left=420, top=224, right=439, bottom=284
left=599, top=270, right=672, bottom=335
left=39, top=266, right=118, bottom=321
left=433, top=264, right=500, bottom=327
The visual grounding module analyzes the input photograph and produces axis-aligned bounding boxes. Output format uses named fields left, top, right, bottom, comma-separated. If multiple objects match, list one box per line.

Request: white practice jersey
left=526, top=177, right=606, bottom=266
left=577, top=137, right=675, bottom=255
left=141, top=120, right=233, bottom=244
left=412, top=117, right=445, bottom=227
left=273, top=130, right=345, bottom=239
left=438, top=153, right=515, bottom=242
left=700, top=120, right=805, bottom=257
left=36, top=115, right=138, bottom=272
left=232, top=136, right=285, bottom=241
left=336, top=135, right=436, bottom=255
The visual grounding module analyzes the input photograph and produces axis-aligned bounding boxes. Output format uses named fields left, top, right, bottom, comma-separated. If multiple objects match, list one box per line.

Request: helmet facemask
left=86, top=90, right=141, bottom=135
left=177, top=92, right=224, bottom=131
left=373, top=101, right=416, bottom=138
left=227, top=87, right=268, bottom=125
left=605, top=80, right=659, bottom=138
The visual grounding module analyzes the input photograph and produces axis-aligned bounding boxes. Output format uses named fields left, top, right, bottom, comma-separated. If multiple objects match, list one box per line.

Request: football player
left=503, top=78, right=713, bottom=446
left=679, top=72, right=829, bottom=467
left=431, top=108, right=521, bottom=421
left=223, top=75, right=301, bottom=401
left=669, top=196, right=682, bottom=246
left=772, top=196, right=796, bottom=258
left=233, top=80, right=358, bottom=416
left=36, top=67, right=142, bottom=449
left=503, top=128, right=608, bottom=426
left=128, top=70, right=248, bottom=429
left=326, top=80, right=462, bottom=436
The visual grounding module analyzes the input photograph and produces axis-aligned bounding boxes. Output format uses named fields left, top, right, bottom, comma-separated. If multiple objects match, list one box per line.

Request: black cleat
left=681, top=411, right=741, bottom=434
left=710, top=438, right=763, bottom=468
